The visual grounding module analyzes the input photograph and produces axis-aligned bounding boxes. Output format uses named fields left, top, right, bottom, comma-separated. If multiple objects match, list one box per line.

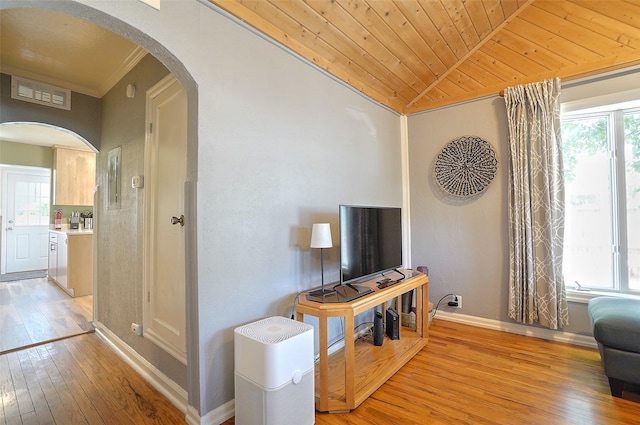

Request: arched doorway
left=0, top=122, right=96, bottom=277
left=0, top=2, right=199, bottom=416
left=0, top=122, right=96, bottom=353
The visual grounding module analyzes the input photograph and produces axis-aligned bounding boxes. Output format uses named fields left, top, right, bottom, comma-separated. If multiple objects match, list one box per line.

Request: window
left=14, top=180, right=51, bottom=227
left=561, top=103, right=640, bottom=294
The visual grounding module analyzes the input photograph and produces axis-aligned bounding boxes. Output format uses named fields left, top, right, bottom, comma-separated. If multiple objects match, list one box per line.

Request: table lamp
left=309, top=223, right=334, bottom=297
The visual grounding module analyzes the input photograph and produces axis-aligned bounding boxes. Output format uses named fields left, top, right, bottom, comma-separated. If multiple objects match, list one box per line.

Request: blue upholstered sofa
left=588, top=297, right=640, bottom=398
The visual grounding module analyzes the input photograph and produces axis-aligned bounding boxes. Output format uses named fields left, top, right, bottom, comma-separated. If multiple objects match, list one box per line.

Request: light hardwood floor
left=226, top=320, right=640, bottom=424
left=0, top=332, right=186, bottom=424
left=0, top=277, right=93, bottom=354
left=3, top=319, right=640, bottom=424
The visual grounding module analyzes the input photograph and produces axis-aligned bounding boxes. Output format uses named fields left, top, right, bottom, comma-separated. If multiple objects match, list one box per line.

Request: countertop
left=49, top=224, right=94, bottom=235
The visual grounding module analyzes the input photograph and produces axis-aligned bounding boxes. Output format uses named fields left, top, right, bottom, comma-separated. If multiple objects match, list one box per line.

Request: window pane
left=562, top=116, right=614, bottom=289
left=13, top=181, right=50, bottom=226
left=625, top=111, right=640, bottom=290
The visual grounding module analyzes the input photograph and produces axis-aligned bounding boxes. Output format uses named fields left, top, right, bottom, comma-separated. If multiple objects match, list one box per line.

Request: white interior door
left=2, top=168, right=51, bottom=274
left=143, top=75, right=187, bottom=364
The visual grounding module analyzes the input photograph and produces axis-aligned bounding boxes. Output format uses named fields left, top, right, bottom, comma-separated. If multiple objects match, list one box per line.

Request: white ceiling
left=0, top=7, right=146, bottom=148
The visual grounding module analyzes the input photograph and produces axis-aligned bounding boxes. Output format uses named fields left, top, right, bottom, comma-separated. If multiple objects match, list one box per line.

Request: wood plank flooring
left=0, top=332, right=186, bottom=424
left=0, top=278, right=93, bottom=354
left=4, top=318, right=640, bottom=424
left=226, top=320, right=640, bottom=424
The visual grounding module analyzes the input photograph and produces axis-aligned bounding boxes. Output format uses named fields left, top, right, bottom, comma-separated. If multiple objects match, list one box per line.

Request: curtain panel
left=504, top=78, right=569, bottom=330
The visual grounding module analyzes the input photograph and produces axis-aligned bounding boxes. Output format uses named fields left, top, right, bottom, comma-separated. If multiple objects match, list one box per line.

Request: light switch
left=132, top=175, right=144, bottom=188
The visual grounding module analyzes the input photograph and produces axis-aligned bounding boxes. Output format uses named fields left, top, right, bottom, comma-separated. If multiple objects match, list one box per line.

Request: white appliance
left=234, top=316, right=315, bottom=425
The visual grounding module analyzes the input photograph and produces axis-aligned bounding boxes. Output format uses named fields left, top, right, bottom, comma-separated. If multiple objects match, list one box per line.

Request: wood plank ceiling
left=210, top=0, right=640, bottom=114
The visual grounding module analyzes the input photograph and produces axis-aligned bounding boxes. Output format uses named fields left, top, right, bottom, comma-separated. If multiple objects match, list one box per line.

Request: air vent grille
left=11, top=76, right=71, bottom=110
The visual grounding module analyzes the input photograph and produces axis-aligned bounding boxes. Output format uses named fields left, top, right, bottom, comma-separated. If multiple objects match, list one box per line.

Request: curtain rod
left=497, top=65, right=640, bottom=98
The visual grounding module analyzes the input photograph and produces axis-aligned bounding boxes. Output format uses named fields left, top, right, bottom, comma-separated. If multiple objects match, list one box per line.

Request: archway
left=0, top=1, right=200, bottom=416
left=0, top=121, right=95, bottom=271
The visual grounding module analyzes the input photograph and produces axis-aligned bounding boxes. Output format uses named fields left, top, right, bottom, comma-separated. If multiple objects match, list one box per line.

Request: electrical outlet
left=454, top=295, right=462, bottom=309
left=131, top=322, right=143, bottom=336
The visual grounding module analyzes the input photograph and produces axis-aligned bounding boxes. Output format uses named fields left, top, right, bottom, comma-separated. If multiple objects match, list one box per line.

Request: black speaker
left=373, top=311, right=384, bottom=346
left=386, top=308, right=399, bottom=340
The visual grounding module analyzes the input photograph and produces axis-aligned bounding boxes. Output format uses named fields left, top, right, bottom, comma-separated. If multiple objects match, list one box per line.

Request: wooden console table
left=296, top=270, right=428, bottom=412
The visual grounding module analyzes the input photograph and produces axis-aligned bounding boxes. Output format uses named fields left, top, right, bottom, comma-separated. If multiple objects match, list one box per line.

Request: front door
left=2, top=168, right=50, bottom=274
left=143, top=75, right=187, bottom=364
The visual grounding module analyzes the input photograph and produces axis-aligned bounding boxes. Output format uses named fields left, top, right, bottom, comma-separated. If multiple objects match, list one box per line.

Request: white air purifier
left=234, top=316, right=315, bottom=425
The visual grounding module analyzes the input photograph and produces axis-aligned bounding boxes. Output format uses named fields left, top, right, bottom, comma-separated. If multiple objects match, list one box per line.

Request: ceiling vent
left=11, top=76, right=71, bottom=111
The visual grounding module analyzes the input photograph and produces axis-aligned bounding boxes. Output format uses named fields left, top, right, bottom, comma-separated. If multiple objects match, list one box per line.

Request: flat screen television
left=339, top=205, right=403, bottom=285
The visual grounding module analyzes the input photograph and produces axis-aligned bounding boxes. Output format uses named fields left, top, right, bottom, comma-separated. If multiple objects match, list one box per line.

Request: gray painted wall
left=0, top=0, right=402, bottom=416
left=94, top=54, right=186, bottom=386
left=408, top=69, right=640, bottom=338
left=3, top=0, right=636, bottom=420
left=408, top=96, right=512, bottom=323
left=194, top=4, right=403, bottom=412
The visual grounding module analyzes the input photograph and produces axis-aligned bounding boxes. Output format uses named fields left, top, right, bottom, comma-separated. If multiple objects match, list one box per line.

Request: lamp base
left=306, top=284, right=373, bottom=303
left=308, top=288, right=335, bottom=297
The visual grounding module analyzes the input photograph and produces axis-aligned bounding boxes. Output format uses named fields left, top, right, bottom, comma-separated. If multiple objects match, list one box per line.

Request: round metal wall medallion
left=434, top=136, right=498, bottom=197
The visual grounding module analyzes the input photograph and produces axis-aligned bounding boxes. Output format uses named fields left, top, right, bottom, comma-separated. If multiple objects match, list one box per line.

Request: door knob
left=171, top=215, right=184, bottom=226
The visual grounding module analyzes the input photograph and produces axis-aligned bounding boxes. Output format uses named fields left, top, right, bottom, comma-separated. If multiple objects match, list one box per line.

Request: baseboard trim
left=434, top=311, right=597, bottom=348
left=93, top=322, right=191, bottom=417
left=94, top=314, right=595, bottom=425
left=199, top=400, right=235, bottom=425
left=185, top=405, right=204, bottom=425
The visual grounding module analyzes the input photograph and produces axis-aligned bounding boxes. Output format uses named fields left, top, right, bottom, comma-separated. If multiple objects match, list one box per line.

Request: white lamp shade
left=310, top=223, right=333, bottom=248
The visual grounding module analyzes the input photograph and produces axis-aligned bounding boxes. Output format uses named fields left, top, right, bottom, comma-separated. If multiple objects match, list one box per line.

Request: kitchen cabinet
left=48, top=233, right=59, bottom=284
left=53, top=146, right=96, bottom=206
left=48, top=232, right=67, bottom=289
left=48, top=230, right=93, bottom=297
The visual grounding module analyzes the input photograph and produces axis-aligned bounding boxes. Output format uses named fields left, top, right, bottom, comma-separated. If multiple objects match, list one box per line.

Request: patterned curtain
left=504, top=78, right=569, bottom=330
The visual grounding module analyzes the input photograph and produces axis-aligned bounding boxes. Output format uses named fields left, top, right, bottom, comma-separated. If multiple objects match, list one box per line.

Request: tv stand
left=296, top=270, right=428, bottom=412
